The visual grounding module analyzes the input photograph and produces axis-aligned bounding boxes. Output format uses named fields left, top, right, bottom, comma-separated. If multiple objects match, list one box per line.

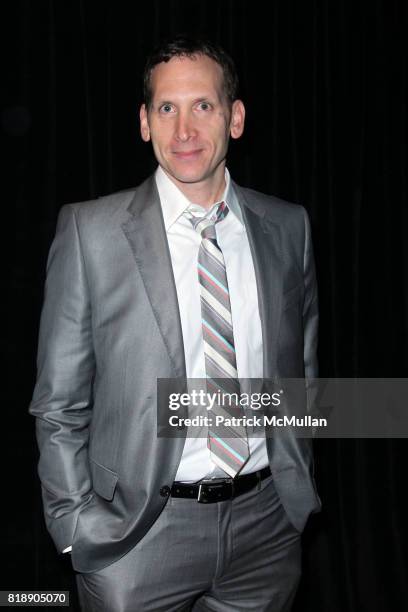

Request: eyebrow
left=154, top=95, right=218, bottom=108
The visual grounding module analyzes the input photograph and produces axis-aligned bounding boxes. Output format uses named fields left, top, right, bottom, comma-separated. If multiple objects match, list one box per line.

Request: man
left=30, top=37, right=321, bottom=611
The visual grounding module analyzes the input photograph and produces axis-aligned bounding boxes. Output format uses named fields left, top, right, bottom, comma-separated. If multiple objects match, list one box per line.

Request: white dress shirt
left=155, top=166, right=269, bottom=481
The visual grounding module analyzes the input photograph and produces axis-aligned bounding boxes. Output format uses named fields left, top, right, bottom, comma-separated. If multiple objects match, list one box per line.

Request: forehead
left=149, top=55, right=225, bottom=100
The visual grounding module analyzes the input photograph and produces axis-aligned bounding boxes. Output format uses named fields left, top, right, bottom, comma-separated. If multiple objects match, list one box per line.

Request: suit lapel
left=121, top=177, right=186, bottom=379
left=233, top=184, right=283, bottom=378
left=121, top=175, right=283, bottom=380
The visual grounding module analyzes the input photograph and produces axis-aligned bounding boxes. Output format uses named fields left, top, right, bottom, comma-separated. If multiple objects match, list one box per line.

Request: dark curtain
left=3, top=1, right=408, bottom=610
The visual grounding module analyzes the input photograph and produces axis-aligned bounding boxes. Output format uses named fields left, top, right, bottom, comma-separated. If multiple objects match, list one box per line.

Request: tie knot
left=185, top=201, right=229, bottom=238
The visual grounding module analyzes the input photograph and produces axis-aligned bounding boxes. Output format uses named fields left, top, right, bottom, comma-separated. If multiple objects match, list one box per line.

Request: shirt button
left=160, top=486, right=171, bottom=497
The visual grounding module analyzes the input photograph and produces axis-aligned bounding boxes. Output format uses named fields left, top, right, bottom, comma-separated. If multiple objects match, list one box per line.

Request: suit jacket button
left=160, top=486, right=171, bottom=497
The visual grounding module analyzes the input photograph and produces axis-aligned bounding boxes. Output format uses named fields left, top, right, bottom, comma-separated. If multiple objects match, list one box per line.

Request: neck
left=163, top=165, right=226, bottom=209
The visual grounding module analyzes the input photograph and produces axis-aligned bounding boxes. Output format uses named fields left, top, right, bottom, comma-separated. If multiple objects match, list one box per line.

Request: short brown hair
left=143, top=36, right=239, bottom=109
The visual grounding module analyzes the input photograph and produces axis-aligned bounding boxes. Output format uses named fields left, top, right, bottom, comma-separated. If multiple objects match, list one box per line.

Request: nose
left=175, top=110, right=196, bottom=142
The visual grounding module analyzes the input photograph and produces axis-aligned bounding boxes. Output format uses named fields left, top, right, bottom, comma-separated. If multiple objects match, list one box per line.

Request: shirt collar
left=155, top=166, right=244, bottom=231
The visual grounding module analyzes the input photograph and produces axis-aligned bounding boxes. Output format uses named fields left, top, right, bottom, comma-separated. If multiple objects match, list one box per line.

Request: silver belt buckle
left=197, top=479, right=213, bottom=502
left=197, top=478, right=233, bottom=503
left=197, top=483, right=205, bottom=502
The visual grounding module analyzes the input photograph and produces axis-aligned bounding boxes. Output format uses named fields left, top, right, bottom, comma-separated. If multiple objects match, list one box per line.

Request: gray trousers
left=76, top=474, right=302, bottom=611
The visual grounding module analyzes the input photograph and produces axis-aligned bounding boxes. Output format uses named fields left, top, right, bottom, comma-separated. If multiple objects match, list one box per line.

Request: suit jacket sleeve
left=29, top=204, right=95, bottom=552
left=302, top=208, right=319, bottom=408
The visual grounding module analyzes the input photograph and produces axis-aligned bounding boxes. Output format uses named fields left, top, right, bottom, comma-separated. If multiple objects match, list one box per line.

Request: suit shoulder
left=59, top=188, right=136, bottom=226
left=237, top=185, right=306, bottom=221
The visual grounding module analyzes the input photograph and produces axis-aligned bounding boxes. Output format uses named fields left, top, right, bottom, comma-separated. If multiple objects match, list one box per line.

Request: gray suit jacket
left=29, top=174, right=321, bottom=573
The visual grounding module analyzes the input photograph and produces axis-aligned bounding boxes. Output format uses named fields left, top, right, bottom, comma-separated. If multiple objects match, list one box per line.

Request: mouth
left=172, top=149, right=203, bottom=160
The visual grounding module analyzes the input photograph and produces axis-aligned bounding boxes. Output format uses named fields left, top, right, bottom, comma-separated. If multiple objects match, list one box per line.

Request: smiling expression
left=140, top=54, right=245, bottom=196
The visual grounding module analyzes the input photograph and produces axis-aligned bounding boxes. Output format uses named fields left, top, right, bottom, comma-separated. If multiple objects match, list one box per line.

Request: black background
left=3, top=1, right=408, bottom=610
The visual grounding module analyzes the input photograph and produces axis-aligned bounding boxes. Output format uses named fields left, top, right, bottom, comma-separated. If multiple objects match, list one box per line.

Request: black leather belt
left=171, top=466, right=271, bottom=503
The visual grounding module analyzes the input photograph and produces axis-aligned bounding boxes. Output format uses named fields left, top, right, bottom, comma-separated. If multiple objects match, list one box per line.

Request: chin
left=167, top=167, right=209, bottom=185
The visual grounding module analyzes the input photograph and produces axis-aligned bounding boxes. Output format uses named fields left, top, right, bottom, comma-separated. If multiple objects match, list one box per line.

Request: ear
left=230, top=100, right=245, bottom=139
left=140, top=104, right=151, bottom=142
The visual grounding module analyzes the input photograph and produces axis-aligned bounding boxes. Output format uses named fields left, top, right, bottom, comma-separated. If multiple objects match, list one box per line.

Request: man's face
left=140, top=54, right=245, bottom=189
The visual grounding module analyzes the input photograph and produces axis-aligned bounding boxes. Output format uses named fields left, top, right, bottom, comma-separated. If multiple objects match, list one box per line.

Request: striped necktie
left=186, top=202, right=250, bottom=478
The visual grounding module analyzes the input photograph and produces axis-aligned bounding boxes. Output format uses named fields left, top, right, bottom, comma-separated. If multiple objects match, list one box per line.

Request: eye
left=197, top=101, right=212, bottom=111
left=159, top=103, right=175, bottom=114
